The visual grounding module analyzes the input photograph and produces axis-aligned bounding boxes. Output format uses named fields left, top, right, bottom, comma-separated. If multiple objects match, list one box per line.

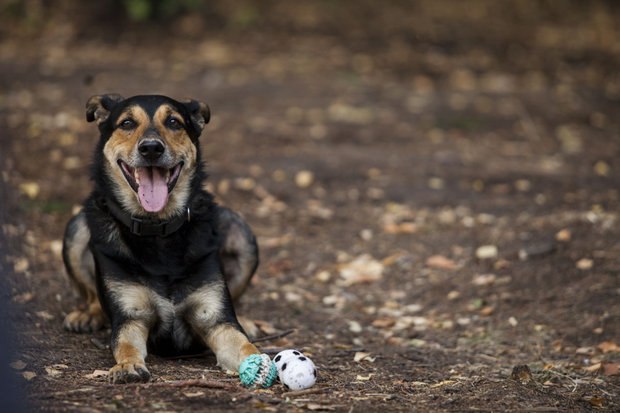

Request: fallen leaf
left=85, top=370, right=109, bottom=379
left=552, top=339, right=565, bottom=352
left=45, top=366, right=63, bottom=377
left=381, top=251, right=407, bottom=266
left=584, top=397, right=604, bottom=408
left=307, top=404, right=336, bottom=411
left=478, top=306, right=495, bottom=316
left=431, top=380, right=457, bottom=388
left=22, top=371, right=37, bottom=380
left=576, top=258, right=593, bottom=270
left=348, top=320, right=363, bottom=333
left=19, top=182, right=39, bottom=199
left=10, top=360, right=27, bottom=370
left=583, top=363, right=602, bottom=373
left=13, top=258, right=29, bottom=273
left=603, top=363, right=620, bottom=376
left=472, top=273, right=496, bottom=286
left=183, top=391, right=205, bottom=398
left=353, top=352, right=376, bottom=363
left=555, top=229, right=571, bottom=242
left=35, top=311, right=55, bottom=321
left=372, top=318, right=396, bottom=328
left=307, top=200, right=333, bottom=220
left=383, top=222, right=417, bottom=234
left=12, top=292, right=34, bottom=304
left=475, top=245, right=498, bottom=260
left=597, top=341, right=619, bottom=353
left=576, top=346, right=596, bottom=356
left=338, top=254, right=384, bottom=285
left=426, top=255, right=460, bottom=270
left=355, top=374, right=374, bottom=381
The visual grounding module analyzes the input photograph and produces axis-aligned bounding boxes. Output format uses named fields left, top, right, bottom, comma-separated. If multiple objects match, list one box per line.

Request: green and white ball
left=239, top=353, right=277, bottom=389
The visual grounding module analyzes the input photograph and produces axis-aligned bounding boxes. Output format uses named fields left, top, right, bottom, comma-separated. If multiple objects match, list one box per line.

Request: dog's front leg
left=204, top=324, right=260, bottom=372
left=184, top=281, right=259, bottom=372
left=101, top=279, right=157, bottom=384
left=109, top=319, right=151, bottom=383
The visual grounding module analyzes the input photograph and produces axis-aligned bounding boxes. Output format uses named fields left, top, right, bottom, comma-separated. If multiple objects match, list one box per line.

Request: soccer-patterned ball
left=273, top=349, right=317, bottom=390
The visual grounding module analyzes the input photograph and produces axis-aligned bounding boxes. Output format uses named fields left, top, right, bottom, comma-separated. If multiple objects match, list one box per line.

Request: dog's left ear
left=181, top=99, right=210, bottom=134
left=86, top=94, right=125, bottom=124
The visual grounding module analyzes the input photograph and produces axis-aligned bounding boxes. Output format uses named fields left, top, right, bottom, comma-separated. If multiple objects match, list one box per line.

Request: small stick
left=251, top=329, right=296, bottom=344
left=282, top=387, right=326, bottom=398
left=120, top=379, right=245, bottom=392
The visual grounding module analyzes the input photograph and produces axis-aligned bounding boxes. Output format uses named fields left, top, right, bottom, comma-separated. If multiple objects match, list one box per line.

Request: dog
left=62, top=94, right=262, bottom=384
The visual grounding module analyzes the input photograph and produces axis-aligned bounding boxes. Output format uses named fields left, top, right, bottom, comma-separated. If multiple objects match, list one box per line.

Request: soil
left=1, top=1, right=619, bottom=411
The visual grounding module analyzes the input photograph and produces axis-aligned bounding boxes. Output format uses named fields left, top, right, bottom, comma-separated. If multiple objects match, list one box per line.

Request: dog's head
left=86, top=94, right=210, bottom=218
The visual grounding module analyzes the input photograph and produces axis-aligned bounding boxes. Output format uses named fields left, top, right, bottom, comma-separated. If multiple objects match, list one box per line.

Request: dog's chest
left=107, top=280, right=206, bottom=351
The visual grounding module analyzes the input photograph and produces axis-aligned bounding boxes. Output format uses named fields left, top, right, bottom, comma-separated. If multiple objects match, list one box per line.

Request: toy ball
left=239, top=353, right=277, bottom=389
left=274, top=349, right=317, bottom=390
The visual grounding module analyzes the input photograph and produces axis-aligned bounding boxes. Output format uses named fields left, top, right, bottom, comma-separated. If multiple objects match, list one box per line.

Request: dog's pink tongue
left=137, top=167, right=168, bottom=213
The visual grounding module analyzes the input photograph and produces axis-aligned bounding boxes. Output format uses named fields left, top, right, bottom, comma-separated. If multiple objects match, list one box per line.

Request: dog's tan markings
left=183, top=281, right=258, bottom=371
left=63, top=212, right=108, bottom=332
left=63, top=296, right=106, bottom=333
left=183, top=281, right=225, bottom=330
left=104, top=281, right=169, bottom=383
left=105, top=280, right=173, bottom=324
left=103, top=106, right=151, bottom=216
left=86, top=94, right=124, bottom=124
left=64, top=213, right=96, bottom=299
left=148, top=104, right=197, bottom=219
left=109, top=320, right=150, bottom=383
left=203, top=324, right=260, bottom=372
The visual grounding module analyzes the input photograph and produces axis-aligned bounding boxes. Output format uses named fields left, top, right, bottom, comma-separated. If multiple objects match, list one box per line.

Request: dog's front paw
left=64, top=310, right=105, bottom=333
left=109, top=362, right=150, bottom=384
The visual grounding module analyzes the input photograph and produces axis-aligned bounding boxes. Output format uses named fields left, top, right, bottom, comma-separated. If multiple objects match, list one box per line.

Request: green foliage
left=122, top=0, right=204, bottom=21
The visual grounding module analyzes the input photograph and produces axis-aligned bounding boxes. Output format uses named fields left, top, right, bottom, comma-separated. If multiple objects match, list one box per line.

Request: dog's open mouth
left=118, top=160, right=183, bottom=213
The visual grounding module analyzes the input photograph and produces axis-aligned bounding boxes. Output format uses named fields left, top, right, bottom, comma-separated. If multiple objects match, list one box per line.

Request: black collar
left=103, top=197, right=190, bottom=237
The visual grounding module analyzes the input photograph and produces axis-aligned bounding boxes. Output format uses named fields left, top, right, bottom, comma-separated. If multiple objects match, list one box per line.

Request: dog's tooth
left=165, top=169, right=170, bottom=183
left=134, top=169, right=140, bottom=184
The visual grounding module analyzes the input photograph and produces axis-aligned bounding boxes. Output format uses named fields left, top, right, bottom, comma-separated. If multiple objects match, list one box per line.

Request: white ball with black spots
left=273, top=349, right=303, bottom=371
left=274, top=349, right=317, bottom=390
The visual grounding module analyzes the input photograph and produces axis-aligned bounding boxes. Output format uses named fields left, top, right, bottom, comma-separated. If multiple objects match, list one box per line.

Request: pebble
left=518, top=241, right=556, bottom=260
left=576, top=258, right=593, bottom=270
left=555, top=229, right=571, bottom=242
left=475, top=245, right=498, bottom=260
left=295, top=170, right=314, bottom=188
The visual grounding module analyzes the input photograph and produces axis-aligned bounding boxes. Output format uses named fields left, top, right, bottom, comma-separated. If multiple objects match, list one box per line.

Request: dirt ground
left=1, top=1, right=619, bottom=411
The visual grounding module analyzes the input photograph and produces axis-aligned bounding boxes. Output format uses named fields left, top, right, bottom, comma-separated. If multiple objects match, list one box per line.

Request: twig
left=251, top=329, right=296, bottom=344
left=282, top=387, right=327, bottom=398
left=518, top=101, right=541, bottom=142
left=119, top=379, right=246, bottom=392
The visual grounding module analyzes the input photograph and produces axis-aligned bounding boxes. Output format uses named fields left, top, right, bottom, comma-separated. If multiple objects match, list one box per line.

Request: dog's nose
left=138, top=140, right=165, bottom=161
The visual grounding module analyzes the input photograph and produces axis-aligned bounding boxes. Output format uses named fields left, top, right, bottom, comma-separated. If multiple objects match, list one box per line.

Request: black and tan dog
left=63, top=94, right=261, bottom=383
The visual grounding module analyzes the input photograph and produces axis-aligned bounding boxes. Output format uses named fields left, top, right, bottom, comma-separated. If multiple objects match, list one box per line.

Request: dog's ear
left=86, top=94, right=124, bottom=124
left=181, top=99, right=210, bottom=134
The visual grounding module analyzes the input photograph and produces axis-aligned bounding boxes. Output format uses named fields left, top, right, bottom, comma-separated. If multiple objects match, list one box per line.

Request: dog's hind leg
left=216, top=207, right=259, bottom=302
left=62, top=212, right=106, bottom=332
left=216, top=207, right=260, bottom=337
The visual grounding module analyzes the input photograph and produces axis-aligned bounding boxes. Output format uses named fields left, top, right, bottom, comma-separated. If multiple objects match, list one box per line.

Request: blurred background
left=1, top=1, right=619, bottom=411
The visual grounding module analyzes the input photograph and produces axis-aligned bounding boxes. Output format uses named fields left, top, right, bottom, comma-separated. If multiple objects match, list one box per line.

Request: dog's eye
left=166, top=117, right=182, bottom=130
left=119, top=119, right=136, bottom=130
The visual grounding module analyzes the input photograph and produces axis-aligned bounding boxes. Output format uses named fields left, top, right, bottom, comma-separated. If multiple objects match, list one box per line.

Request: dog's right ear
left=86, top=94, right=124, bottom=124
